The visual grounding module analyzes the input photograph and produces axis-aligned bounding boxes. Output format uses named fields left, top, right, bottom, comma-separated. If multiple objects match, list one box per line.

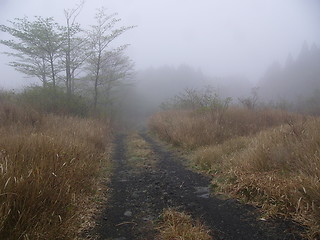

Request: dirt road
left=91, top=131, right=303, bottom=240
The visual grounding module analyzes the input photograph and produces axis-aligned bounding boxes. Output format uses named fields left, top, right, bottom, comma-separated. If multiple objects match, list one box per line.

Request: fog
left=0, top=0, right=319, bottom=111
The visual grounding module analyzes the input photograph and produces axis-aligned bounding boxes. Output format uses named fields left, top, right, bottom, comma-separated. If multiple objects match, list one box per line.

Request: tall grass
left=0, top=100, right=112, bottom=239
left=150, top=107, right=320, bottom=238
left=227, top=119, right=320, bottom=238
left=149, top=107, right=299, bottom=148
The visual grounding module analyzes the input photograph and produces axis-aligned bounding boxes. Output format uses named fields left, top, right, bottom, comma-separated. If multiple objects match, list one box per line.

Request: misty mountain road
left=91, top=132, right=303, bottom=240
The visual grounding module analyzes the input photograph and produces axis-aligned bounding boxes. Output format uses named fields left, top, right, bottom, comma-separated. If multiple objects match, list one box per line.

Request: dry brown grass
left=192, top=136, right=250, bottom=173
left=0, top=101, right=112, bottom=239
left=150, top=107, right=320, bottom=238
left=149, top=107, right=299, bottom=148
left=193, top=121, right=320, bottom=234
left=226, top=118, right=320, bottom=239
left=157, top=208, right=212, bottom=240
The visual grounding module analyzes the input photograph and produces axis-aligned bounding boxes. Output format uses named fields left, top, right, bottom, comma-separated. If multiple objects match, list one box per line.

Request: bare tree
left=238, top=87, right=259, bottom=110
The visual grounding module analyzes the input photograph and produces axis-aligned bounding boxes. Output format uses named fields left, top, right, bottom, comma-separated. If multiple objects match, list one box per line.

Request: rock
left=132, top=191, right=139, bottom=198
left=198, top=193, right=210, bottom=199
left=124, top=210, right=132, bottom=217
left=142, top=216, right=154, bottom=221
left=194, top=186, right=210, bottom=194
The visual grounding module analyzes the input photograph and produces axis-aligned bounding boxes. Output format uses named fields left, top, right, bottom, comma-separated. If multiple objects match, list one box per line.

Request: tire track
left=140, top=131, right=303, bottom=240
left=93, top=132, right=303, bottom=240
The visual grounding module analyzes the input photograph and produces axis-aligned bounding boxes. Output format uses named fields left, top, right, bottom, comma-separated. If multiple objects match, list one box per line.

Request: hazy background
left=0, top=0, right=319, bottom=90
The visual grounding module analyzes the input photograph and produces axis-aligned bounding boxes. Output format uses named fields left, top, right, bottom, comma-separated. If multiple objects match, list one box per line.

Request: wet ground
left=90, top=131, right=304, bottom=240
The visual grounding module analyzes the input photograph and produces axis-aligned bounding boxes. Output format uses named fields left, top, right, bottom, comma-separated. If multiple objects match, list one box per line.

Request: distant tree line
left=259, top=42, right=320, bottom=102
left=0, top=3, right=134, bottom=111
left=257, top=42, right=320, bottom=115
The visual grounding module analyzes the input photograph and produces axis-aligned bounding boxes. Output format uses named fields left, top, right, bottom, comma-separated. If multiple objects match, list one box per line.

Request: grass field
left=0, top=100, right=112, bottom=239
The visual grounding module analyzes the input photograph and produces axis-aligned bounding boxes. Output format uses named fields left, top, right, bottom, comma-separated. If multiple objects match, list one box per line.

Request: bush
left=160, top=87, right=232, bottom=113
left=18, top=86, right=90, bottom=117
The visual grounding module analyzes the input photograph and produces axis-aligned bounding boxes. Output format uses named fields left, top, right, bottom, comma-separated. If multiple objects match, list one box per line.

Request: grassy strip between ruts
left=149, top=108, right=320, bottom=239
left=126, top=132, right=156, bottom=172
left=0, top=101, right=113, bottom=239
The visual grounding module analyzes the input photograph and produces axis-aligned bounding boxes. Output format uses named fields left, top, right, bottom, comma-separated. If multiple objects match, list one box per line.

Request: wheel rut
left=93, top=132, right=303, bottom=240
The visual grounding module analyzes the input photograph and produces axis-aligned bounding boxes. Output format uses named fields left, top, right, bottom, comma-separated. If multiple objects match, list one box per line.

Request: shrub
left=18, top=86, right=90, bottom=117
left=160, top=87, right=231, bottom=113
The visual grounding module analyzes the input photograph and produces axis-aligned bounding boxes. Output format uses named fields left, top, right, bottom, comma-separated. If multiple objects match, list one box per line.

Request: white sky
left=0, top=0, right=319, bottom=89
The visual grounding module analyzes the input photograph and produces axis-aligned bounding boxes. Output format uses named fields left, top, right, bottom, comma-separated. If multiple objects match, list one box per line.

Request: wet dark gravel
left=91, top=132, right=304, bottom=240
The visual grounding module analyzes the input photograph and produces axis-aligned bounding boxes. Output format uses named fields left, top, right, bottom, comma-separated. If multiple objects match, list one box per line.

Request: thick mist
left=1, top=2, right=320, bottom=239
left=0, top=0, right=319, bottom=118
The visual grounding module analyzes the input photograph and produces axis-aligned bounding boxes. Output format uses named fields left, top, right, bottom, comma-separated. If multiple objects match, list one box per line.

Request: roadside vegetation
left=149, top=88, right=320, bottom=239
left=0, top=6, right=133, bottom=237
left=0, top=4, right=134, bottom=113
left=0, top=91, right=113, bottom=239
left=157, top=208, right=211, bottom=240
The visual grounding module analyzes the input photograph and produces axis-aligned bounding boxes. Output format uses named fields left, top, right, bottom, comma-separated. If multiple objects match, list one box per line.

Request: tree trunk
left=93, top=51, right=101, bottom=110
left=42, top=58, right=47, bottom=87
left=66, top=52, right=71, bottom=95
left=94, top=78, right=98, bottom=109
left=71, top=69, right=75, bottom=94
left=65, top=23, right=72, bottom=96
left=49, top=55, right=56, bottom=88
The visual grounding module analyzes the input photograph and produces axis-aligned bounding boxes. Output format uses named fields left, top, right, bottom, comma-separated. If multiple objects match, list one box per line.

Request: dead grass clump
left=157, top=208, right=212, bottom=240
left=227, top=118, right=320, bottom=238
left=0, top=103, right=112, bottom=239
left=193, top=136, right=250, bottom=173
left=0, top=100, right=42, bottom=127
left=238, top=119, right=319, bottom=175
left=222, top=107, right=296, bottom=136
left=149, top=108, right=299, bottom=149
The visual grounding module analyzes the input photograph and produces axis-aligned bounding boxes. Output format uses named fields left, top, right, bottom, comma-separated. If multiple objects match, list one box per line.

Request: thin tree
left=62, top=1, right=88, bottom=95
left=98, top=46, right=134, bottom=101
left=86, top=8, right=134, bottom=109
